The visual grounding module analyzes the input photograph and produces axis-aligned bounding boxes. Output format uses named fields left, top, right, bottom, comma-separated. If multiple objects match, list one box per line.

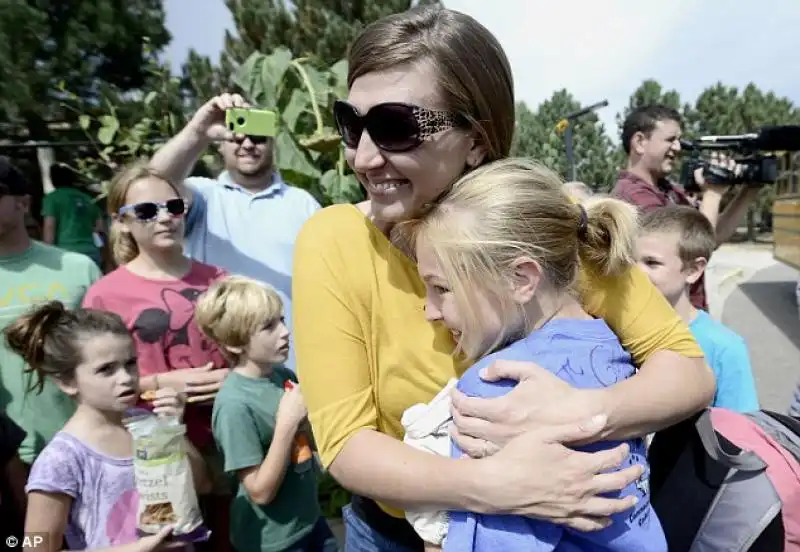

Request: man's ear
left=684, top=256, right=708, bottom=285
left=632, top=131, right=648, bottom=156
left=509, top=258, right=543, bottom=304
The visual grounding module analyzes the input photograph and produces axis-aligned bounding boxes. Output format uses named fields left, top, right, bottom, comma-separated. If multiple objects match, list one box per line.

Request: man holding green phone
left=150, top=93, right=321, bottom=374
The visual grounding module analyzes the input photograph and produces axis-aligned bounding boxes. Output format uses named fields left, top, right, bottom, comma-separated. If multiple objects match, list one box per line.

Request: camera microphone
left=754, top=125, right=800, bottom=151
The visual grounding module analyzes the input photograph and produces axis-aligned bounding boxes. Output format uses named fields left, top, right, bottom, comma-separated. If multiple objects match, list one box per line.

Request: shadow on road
left=739, top=279, right=800, bottom=351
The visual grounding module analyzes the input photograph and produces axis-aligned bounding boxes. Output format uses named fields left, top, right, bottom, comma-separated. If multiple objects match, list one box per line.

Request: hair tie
left=577, top=204, right=589, bottom=241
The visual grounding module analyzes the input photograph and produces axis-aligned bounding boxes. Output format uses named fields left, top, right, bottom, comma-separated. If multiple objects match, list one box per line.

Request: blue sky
left=164, top=0, right=800, bottom=139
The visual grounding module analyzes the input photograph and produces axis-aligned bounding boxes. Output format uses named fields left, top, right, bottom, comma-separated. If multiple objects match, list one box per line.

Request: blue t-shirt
left=689, top=310, right=759, bottom=413
left=445, top=318, right=667, bottom=552
left=183, top=171, right=321, bottom=372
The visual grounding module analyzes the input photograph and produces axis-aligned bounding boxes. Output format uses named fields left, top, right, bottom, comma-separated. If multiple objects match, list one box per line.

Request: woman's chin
left=368, top=196, right=437, bottom=226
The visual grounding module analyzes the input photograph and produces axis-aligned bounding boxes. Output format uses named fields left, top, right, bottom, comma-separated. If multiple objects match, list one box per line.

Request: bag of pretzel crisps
left=125, top=410, right=210, bottom=542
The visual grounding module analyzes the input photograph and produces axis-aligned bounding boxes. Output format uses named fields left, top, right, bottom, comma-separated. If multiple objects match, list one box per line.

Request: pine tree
left=512, top=91, right=618, bottom=192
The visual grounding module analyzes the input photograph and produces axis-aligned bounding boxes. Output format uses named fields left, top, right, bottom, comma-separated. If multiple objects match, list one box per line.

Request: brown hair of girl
left=4, top=301, right=130, bottom=393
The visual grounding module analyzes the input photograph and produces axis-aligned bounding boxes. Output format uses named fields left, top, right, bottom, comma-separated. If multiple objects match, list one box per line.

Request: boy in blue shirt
left=636, top=205, right=759, bottom=412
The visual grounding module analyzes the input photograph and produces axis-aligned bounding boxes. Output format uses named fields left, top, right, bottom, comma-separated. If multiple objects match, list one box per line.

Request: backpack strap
left=696, top=410, right=766, bottom=471
left=752, top=411, right=800, bottom=465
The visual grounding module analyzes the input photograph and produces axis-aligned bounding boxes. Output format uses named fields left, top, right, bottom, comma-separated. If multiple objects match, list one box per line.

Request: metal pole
left=557, top=99, right=609, bottom=182
left=565, top=125, right=576, bottom=181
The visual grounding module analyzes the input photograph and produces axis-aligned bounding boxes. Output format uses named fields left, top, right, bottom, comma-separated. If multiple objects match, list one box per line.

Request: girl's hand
left=474, top=415, right=642, bottom=532
left=152, top=387, right=185, bottom=421
left=158, top=363, right=230, bottom=404
left=451, top=360, right=602, bottom=458
left=133, top=525, right=181, bottom=551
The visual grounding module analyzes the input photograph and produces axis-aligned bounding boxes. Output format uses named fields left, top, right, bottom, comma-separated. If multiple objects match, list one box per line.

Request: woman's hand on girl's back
left=158, top=363, right=230, bottom=404
left=473, top=415, right=642, bottom=532
left=450, top=360, right=601, bottom=458
left=151, top=387, right=185, bottom=421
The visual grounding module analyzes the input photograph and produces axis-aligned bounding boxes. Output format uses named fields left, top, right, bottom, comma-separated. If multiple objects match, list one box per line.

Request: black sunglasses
left=117, top=198, right=187, bottom=222
left=333, top=100, right=463, bottom=153
left=232, top=134, right=270, bottom=145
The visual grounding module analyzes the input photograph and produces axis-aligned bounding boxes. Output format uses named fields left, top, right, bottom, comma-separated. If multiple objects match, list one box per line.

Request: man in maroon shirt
left=612, top=105, right=760, bottom=310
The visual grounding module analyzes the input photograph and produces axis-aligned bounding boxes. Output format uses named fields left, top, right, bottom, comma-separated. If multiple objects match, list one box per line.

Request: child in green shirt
left=196, top=275, right=337, bottom=552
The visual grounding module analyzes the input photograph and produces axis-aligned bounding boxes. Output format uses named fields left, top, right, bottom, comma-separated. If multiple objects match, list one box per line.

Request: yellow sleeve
left=292, top=206, right=377, bottom=468
left=578, top=263, right=704, bottom=365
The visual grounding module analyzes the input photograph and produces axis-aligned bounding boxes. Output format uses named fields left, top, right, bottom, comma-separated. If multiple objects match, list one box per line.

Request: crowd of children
left=1, top=152, right=762, bottom=552
left=1, top=160, right=334, bottom=552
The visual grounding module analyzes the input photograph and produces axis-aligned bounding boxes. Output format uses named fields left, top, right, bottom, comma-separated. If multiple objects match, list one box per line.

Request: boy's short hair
left=640, top=205, right=716, bottom=263
left=195, top=275, right=283, bottom=358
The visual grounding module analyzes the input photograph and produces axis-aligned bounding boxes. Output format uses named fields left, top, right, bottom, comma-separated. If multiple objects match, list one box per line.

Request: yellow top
left=293, top=204, right=703, bottom=517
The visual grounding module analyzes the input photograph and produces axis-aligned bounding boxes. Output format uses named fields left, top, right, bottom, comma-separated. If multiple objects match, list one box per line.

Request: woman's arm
left=331, top=423, right=640, bottom=530
left=580, top=265, right=714, bottom=440
left=593, top=352, right=711, bottom=440
left=449, top=265, right=714, bottom=454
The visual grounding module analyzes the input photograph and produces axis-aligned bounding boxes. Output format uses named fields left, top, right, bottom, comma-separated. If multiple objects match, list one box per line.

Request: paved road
left=707, top=244, right=800, bottom=412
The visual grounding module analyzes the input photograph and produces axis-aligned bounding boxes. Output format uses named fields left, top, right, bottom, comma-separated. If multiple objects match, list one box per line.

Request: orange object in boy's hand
left=284, top=380, right=314, bottom=464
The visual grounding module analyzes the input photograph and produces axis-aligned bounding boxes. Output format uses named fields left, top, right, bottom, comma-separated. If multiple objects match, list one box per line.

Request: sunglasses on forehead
left=117, top=198, right=187, bottom=222
left=333, top=100, right=464, bottom=153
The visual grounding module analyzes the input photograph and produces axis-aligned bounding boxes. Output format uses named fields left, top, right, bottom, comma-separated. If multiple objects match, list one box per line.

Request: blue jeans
left=342, top=504, right=421, bottom=552
left=285, top=517, right=339, bottom=552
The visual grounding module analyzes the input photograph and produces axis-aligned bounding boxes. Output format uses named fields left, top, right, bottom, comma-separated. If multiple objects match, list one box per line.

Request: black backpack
left=649, top=408, right=800, bottom=552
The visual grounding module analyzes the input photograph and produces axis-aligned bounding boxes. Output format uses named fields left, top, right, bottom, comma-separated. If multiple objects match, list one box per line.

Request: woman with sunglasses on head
left=291, top=6, right=713, bottom=550
left=81, top=160, right=233, bottom=552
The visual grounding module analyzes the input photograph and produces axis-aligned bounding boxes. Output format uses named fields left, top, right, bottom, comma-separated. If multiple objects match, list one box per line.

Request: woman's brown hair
left=106, top=160, right=182, bottom=266
left=4, top=301, right=130, bottom=393
left=347, top=6, right=515, bottom=162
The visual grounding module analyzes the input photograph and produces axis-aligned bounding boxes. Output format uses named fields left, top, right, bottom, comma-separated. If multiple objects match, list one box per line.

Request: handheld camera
left=225, top=108, right=278, bottom=137
left=679, top=125, right=800, bottom=192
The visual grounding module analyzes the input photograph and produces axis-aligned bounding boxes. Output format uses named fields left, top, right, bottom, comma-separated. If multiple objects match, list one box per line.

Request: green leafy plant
left=232, top=48, right=363, bottom=206
left=318, top=470, right=351, bottom=519
left=55, top=38, right=216, bottom=199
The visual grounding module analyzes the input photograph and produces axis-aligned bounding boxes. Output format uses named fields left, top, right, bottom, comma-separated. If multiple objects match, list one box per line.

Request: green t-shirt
left=41, top=187, right=102, bottom=256
left=211, top=369, right=321, bottom=552
left=0, top=241, right=101, bottom=463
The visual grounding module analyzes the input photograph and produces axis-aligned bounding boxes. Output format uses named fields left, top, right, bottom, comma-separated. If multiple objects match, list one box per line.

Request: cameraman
left=613, top=105, right=760, bottom=309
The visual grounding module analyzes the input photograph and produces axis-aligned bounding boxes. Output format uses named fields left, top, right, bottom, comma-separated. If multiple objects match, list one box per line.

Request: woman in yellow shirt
left=293, top=6, right=714, bottom=551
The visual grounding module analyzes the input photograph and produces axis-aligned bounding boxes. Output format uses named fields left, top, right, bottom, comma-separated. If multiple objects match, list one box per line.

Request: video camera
left=679, top=125, right=800, bottom=192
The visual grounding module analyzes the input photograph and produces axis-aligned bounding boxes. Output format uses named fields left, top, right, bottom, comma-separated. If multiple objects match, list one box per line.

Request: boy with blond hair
left=636, top=205, right=759, bottom=412
left=195, top=275, right=336, bottom=552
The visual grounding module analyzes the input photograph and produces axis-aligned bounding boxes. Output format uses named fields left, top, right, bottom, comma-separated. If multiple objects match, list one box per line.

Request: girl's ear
left=54, top=378, right=79, bottom=398
left=225, top=345, right=243, bottom=356
left=509, top=258, right=543, bottom=304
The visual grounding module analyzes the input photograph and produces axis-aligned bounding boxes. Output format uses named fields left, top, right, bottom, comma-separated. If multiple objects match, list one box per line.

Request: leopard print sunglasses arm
left=412, top=105, right=466, bottom=141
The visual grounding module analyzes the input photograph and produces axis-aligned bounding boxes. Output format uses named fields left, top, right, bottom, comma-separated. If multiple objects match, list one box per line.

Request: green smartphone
left=225, top=108, right=278, bottom=137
